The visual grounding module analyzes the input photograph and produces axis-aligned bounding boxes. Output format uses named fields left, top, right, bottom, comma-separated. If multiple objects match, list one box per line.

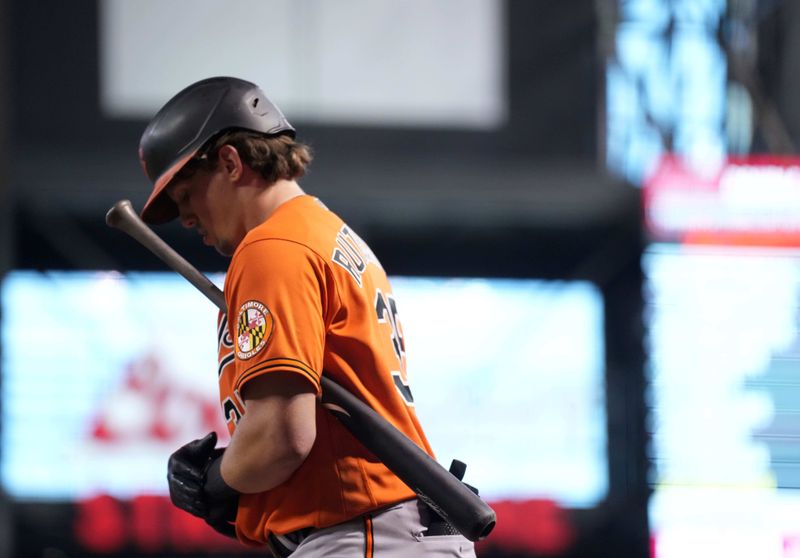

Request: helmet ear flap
left=139, top=77, right=295, bottom=225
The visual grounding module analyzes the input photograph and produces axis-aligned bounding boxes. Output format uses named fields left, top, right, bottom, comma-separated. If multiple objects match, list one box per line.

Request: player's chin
left=214, top=231, right=248, bottom=257
left=213, top=238, right=237, bottom=257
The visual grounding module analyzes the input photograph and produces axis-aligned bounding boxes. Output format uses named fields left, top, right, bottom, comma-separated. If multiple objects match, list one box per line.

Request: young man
left=138, top=76, right=476, bottom=557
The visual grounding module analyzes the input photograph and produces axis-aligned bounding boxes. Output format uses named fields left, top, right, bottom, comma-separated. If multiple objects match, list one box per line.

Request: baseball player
left=138, top=76, right=476, bottom=557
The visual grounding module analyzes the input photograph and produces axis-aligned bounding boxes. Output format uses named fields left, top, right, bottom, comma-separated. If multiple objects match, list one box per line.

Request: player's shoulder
left=252, top=195, right=342, bottom=243
left=231, top=196, right=343, bottom=265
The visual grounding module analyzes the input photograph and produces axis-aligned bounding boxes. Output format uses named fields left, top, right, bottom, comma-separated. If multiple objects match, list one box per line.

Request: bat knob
left=106, top=199, right=134, bottom=228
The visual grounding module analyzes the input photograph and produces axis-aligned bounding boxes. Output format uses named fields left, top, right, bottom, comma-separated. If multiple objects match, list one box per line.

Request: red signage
left=644, top=155, right=800, bottom=247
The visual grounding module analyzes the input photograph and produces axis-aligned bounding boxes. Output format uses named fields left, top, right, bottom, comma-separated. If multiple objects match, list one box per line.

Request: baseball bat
left=105, top=199, right=496, bottom=542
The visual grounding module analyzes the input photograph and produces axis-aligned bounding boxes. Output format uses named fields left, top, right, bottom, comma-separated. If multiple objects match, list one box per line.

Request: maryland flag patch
left=236, top=300, right=274, bottom=360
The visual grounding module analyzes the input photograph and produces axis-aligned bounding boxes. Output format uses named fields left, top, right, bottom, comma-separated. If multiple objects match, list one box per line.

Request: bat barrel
left=321, top=378, right=496, bottom=541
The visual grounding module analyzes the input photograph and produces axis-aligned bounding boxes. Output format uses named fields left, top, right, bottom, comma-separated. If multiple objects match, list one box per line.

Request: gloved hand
left=167, top=431, right=239, bottom=538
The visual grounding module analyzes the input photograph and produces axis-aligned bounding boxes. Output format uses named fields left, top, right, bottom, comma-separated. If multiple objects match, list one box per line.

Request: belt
left=266, top=527, right=314, bottom=558
left=265, top=512, right=375, bottom=558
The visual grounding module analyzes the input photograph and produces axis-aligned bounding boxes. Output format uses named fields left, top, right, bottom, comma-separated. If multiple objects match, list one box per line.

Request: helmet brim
left=140, top=150, right=197, bottom=225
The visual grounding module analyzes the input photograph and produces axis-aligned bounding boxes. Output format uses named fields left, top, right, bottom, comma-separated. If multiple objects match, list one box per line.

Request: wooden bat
left=105, top=199, right=496, bottom=542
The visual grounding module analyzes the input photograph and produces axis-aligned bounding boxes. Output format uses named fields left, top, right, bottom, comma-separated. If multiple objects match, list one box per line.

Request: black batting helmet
left=139, top=76, right=295, bottom=224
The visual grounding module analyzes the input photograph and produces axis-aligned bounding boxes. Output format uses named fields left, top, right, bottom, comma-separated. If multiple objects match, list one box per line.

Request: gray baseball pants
left=268, top=499, right=476, bottom=557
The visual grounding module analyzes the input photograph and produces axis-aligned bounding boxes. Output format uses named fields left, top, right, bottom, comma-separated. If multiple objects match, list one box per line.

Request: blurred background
left=0, top=0, right=799, bottom=557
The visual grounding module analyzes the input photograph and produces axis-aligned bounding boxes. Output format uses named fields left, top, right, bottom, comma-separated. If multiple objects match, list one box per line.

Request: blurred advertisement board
left=2, top=272, right=606, bottom=555
left=644, top=156, right=800, bottom=247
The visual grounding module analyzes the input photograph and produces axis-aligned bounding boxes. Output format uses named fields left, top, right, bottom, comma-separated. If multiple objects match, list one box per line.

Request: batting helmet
left=139, top=76, right=295, bottom=224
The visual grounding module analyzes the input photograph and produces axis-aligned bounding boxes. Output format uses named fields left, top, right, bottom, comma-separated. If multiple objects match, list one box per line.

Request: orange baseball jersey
left=215, top=195, right=434, bottom=545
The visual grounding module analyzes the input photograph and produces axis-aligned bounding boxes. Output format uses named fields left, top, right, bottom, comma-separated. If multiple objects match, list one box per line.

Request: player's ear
left=217, top=145, right=243, bottom=182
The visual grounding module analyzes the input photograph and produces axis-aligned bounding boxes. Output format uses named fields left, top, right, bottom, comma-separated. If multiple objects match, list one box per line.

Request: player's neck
left=238, top=179, right=305, bottom=232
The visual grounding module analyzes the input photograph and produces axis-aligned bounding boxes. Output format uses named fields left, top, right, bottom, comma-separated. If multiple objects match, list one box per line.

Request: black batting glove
left=167, top=432, right=239, bottom=537
left=167, top=431, right=220, bottom=517
left=203, top=454, right=240, bottom=536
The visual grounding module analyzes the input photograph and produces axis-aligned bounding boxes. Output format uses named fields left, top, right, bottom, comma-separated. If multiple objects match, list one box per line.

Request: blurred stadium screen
left=98, top=0, right=506, bottom=129
left=643, top=128, right=800, bottom=558
left=643, top=243, right=800, bottom=557
left=605, top=0, right=727, bottom=186
left=644, top=155, right=800, bottom=247
left=642, top=158, right=800, bottom=556
left=1, top=272, right=606, bottom=554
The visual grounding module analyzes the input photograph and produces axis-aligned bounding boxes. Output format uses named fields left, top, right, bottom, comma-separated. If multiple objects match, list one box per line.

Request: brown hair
left=178, top=130, right=313, bottom=184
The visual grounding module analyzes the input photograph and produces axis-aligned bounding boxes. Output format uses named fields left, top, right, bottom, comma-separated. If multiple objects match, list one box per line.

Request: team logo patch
left=236, top=300, right=274, bottom=360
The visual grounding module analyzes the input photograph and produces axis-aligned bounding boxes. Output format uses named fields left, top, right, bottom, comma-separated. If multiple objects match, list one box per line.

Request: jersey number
left=222, top=392, right=244, bottom=425
left=375, top=289, right=414, bottom=406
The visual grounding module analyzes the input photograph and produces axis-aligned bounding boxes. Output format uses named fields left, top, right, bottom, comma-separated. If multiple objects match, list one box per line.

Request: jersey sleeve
left=224, top=238, right=331, bottom=397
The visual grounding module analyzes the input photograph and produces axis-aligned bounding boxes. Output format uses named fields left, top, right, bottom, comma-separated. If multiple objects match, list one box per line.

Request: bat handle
left=105, top=199, right=228, bottom=313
